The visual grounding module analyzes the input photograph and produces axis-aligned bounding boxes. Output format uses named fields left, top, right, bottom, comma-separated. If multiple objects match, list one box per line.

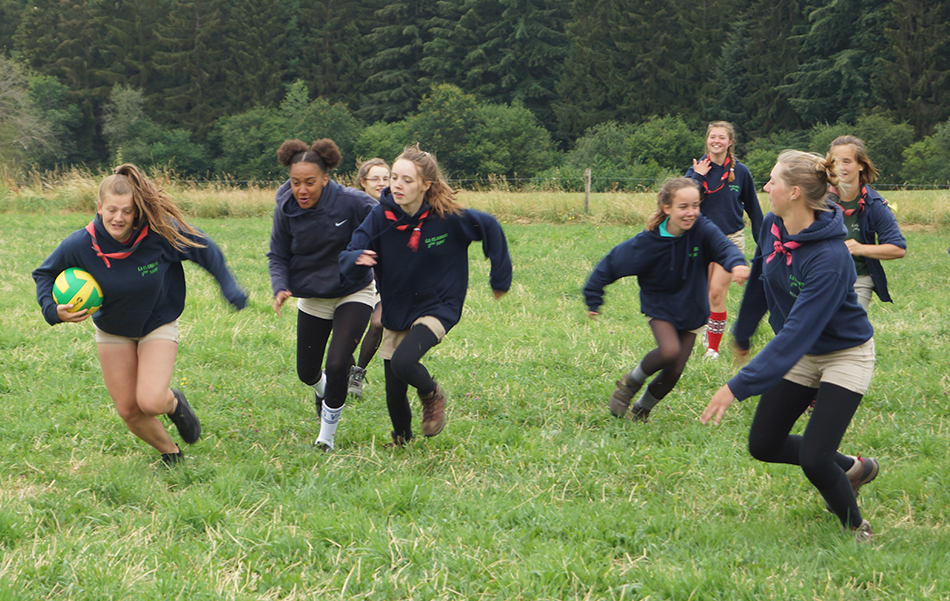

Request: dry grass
left=3, top=166, right=950, bottom=227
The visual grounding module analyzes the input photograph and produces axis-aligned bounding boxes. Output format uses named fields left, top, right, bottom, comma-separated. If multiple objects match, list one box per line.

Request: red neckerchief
left=85, top=221, right=149, bottom=267
left=766, top=223, right=801, bottom=266
left=702, top=155, right=732, bottom=195
left=829, top=185, right=867, bottom=216
left=384, top=209, right=429, bottom=252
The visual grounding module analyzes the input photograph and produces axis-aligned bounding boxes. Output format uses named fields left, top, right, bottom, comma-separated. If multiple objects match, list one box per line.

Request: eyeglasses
left=364, top=176, right=387, bottom=183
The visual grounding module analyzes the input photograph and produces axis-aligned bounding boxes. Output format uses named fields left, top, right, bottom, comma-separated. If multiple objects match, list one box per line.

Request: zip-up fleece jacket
left=33, top=215, right=247, bottom=337
left=826, top=184, right=906, bottom=303
left=339, top=192, right=512, bottom=333
left=583, top=215, right=747, bottom=331
left=686, top=158, right=764, bottom=243
left=729, top=203, right=874, bottom=401
left=268, top=178, right=376, bottom=298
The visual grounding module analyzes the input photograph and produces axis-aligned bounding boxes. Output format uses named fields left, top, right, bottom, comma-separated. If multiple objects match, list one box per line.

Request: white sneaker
left=704, top=348, right=719, bottom=360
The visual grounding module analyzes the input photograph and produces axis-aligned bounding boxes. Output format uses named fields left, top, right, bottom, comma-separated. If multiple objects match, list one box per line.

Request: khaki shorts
left=726, top=229, right=745, bottom=253
left=854, top=275, right=873, bottom=311
left=95, top=320, right=179, bottom=344
left=296, top=281, right=377, bottom=320
left=783, top=338, right=875, bottom=395
left=378, top=316, right=446, bottom=361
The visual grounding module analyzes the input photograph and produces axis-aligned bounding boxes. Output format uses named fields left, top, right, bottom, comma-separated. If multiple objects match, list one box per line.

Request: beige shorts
left=783, top=338, right=875, bottom=395
left=296, top=282, right=377, bottom=320
left=95, top=320, right=179, bottom=344
left=854, top=275, right=873, bottom=311
left=726, top=229, right=745, bottom=253
left=378, top=316, right=446, bottom=361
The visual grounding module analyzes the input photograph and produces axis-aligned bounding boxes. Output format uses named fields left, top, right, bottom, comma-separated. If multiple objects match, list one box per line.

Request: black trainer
left=168, top=388, right=201, bottom=444
left=161, top=446, right=184, bottom=467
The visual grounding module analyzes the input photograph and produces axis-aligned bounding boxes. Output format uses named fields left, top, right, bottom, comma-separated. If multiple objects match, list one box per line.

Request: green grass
left=2, top=211, right=950, bottom=599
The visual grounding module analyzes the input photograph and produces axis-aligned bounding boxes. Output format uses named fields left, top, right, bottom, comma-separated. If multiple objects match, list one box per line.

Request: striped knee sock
left=707, top=311, right=727, bottom=352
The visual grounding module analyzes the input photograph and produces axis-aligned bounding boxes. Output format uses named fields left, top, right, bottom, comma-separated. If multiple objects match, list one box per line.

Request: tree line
left=1, top=0, right=949, bottom=187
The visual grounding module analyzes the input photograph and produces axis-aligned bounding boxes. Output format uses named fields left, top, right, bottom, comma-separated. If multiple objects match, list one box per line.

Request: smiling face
left=360, top=165, right=390, bottom=200
left=764, top=163, right=798, bottom=218
left=662, top=186, right=702, bottom=236
left=706, top=127, right=732, bottom=161
left=289, top=161, right=328, bottom=209
left=389, top=158, right=430, bottom=216
left=97, top=192, right=137, bottom=241
left=831, top=143, right=864, bottom=187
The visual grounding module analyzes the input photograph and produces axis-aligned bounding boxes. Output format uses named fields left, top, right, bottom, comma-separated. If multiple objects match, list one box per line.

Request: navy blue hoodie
left=339, top=192, right=512, bottom=333
left=583, top=215, right=747, bottom=331
left=826, top=184, right=906, bottom=303
left=686, top=158, right=764, bottom=243
left=268, top=178, right=376, bottom=298
left=33, top=215, right=247, bottom=337
left=729, top=203, right=874, bottom=401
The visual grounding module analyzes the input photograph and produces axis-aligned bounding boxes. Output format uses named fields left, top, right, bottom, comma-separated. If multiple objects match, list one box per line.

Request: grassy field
left=2, top=196, right=950, bottom=599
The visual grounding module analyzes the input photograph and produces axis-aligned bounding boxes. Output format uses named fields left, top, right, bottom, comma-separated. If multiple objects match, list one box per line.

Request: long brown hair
left=647, top=178, right=701, bottom=231
left=706, top=121, right=737, bottom=183
left=98, top=164, right=204, bottom=250
left=393, top=144, right=462, bottom=217
left=827, top=135, right=878, bottom=185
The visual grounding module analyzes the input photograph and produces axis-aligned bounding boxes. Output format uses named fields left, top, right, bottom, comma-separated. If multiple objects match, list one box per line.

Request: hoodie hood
left=783, top=202, right=847, bottom=245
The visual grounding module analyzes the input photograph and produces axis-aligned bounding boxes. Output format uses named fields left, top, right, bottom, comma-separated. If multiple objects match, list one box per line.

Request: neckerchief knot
left=384, top=208, right=429, bottom=252
left=766, top=222, right=801, bottom=266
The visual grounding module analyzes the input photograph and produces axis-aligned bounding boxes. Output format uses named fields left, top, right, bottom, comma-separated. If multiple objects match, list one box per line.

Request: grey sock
left=630, top=363, right=649, bottom=384
left=633, top=387, right=662, bottom=411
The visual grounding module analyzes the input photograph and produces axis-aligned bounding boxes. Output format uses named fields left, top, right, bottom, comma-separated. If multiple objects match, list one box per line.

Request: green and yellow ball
left=53, top=267, right=104, bottom=314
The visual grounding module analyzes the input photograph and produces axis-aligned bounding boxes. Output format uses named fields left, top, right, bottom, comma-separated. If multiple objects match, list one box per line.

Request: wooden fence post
left=584, top=168, right=591, bottom=213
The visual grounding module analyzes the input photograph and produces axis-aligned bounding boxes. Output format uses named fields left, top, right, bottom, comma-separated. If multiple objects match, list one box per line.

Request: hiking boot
left=419, top=383, right=447, bottom=437
left=847, top=455, right=880, bottom=497
left=348, top=366, right=366, bottom=399
left=609, top=372, right=642, bottom=418
left=628, top=406, right=651, bottom=422
left=826, top=455, right=880, bottom=513
left=161, top=446, right=184, bottom=467
left=168, top=388, right=201, bottom=444
left=848, top=519, right=873, bottom=543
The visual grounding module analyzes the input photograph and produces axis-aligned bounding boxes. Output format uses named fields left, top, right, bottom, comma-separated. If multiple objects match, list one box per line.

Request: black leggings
left=638, top=320, right=696, bottom=399
left=296, top=302, right=374, bottom=409
left=384, top=324, right=440, bottom=439
left=357, top=302, right=384, bottom=368
left=748, top=379, right=864, bottom=528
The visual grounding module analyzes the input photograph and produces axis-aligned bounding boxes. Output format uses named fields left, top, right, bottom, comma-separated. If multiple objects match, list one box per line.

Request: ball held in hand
left=53, top=267, right=104, bottom=314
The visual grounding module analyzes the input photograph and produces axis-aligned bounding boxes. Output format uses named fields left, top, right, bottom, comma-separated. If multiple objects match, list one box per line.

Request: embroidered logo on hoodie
left=789, top=274, right=804, bottom=298
left=426, top=233, right=448, bottom=249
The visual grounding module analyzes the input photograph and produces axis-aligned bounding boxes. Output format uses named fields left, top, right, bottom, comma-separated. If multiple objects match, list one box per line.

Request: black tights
left=357, top=302, right=384, bottom=368
left=748, top=379, right=864, bottom=528
left=296, top=302, right=374, bottom=409
left=638, top=320, right=696, bottom=399
left=384, top=325, right=440, bottom=440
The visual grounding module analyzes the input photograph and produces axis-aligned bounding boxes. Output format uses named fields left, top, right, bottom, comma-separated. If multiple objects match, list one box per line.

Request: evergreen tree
left=741, top=0, right=807, bottom=135
left=151, top=0, right=230, bottom=138
left=708, top=18, right=751, bottom=126
left=291, top=0, right=382, bottom=108
left=875, top=0, right=950, bottom=136
left=783, top=0, right=888, bottom=125
left=0, top=0, right=28, bottom=54
left=360, top=0, right=438, bottom=123
left=222, top=0, right=288, bottom=112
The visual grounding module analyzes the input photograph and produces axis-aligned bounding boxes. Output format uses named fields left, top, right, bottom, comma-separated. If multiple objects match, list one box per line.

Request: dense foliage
left=1, top=0, right=949, bottom=185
